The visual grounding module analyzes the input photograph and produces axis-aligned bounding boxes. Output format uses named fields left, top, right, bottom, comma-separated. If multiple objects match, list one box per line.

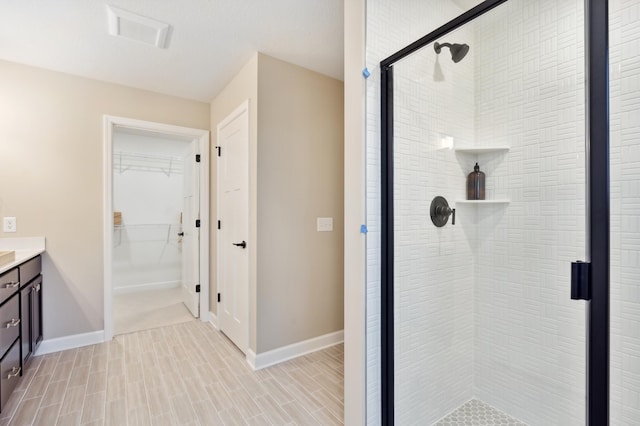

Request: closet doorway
left=103, top=116, right=210, bottom=340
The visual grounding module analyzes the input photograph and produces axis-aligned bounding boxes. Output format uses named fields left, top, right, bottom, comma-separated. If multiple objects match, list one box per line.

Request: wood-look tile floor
left=113, top=288, right=195, bottom=335
left=0, top=320, right=344, bottom=425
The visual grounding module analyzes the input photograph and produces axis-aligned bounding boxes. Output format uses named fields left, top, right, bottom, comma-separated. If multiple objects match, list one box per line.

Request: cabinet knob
left=3, top=281, right=19, bottom=289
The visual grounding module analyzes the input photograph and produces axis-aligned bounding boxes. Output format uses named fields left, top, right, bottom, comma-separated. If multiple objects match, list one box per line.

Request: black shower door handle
left=571, top=261, right=591, bottom=300
left=233, top=241, right=247, bottom=249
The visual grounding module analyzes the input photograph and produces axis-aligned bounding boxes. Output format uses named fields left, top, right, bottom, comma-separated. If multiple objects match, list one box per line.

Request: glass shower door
left=384, top=0, right=587, bottom=424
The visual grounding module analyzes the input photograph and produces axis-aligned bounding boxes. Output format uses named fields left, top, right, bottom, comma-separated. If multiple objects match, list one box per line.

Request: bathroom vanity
left=0, top=239, right=45, bottom=413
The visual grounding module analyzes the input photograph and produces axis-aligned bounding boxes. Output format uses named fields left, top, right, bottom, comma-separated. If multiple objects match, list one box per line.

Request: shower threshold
left=434, top=399, right=527, bottom=425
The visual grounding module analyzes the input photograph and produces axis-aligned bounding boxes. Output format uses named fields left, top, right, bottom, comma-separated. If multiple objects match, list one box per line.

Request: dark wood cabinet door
left=20, top=282, right=32, bottom=367
left=32, top=276, right=42, bottom=350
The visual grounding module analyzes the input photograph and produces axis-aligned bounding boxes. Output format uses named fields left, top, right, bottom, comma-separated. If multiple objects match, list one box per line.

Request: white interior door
left=217, top=101, right=249, bottom=353
left=181, top=140, right=200, bottom=317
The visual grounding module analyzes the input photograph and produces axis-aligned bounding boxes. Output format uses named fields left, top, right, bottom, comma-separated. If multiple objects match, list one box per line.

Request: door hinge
left=195, top=219, right=201, bottom=228
left=217, top=293, right=221, bottom=303
left=216, top=146, right=221, bottom=157
left=195, top=154, right=201, bottom=163
left=571, top=261, right=591, bottom=300
left=217, top=220, right=221, bottom=230
left=195, top=284, right=200, bottom=293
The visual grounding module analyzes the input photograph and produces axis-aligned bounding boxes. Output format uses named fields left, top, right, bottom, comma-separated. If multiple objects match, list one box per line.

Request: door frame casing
left=215, top=100, right=250, bottom=355
left=103, top=115, right=210, bottom=341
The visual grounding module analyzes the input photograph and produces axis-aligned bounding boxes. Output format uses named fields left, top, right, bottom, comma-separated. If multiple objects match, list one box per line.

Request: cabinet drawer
left=19, top=256, right=41, bottom=286
left=0, top=269, right=19, bottom=305
left=0, top=339, right=20, bottom=411
left=0, top=295, right=19, bottom=357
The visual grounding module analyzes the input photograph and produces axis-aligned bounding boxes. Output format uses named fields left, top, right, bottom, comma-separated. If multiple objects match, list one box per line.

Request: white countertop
left=0, top=237, right=46, bottom=275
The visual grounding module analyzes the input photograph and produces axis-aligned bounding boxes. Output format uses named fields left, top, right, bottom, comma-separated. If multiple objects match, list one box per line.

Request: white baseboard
left=113, top=280, right=180, bottom=294
left=247, top=330, right=344, bottom=371
left=246, top=349, right=257, bottom=369
left=199, top=310, right=211, bottom=323
left=208, top=311, right=219, bottom=329
left=36, top=330, right=105, bottom=356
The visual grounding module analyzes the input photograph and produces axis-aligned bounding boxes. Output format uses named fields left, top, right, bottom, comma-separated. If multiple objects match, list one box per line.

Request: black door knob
left=233, top=241, right=247, bottom=249
left=177, top=232, right=184, bottom=237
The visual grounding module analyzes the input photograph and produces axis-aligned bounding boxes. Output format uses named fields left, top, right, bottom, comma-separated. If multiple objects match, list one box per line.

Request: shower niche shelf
left=454, top=146, right=509, bottom=205
left=453, top=146, right=509, bottom=154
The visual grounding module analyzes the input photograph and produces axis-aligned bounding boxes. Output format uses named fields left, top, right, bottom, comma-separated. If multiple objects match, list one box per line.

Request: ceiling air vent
left=107, top=5, right=171, bottom=49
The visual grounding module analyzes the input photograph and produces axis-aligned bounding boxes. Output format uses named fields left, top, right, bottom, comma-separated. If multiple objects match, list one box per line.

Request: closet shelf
left=453, top=146, right=509, bottom=154
left=113, top=223, right=183, bottom=247
left=114, top=151, right=184, bottom=176
left=114, top=223, right=181, bottom=229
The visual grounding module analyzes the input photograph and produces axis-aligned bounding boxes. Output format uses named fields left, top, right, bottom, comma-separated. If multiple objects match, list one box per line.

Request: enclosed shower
left=366, top=0, right=640, bottom=425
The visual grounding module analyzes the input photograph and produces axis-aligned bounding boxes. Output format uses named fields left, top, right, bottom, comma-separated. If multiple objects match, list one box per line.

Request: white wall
left=112, top=132, right=187, bottom=292
left=610, top=0, right=640, bottom=424
left=344, top=0, right=367, bottom=423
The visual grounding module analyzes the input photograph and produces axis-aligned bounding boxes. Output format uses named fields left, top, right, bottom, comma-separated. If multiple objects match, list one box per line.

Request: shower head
left=434, top=42, right=469, bottom=63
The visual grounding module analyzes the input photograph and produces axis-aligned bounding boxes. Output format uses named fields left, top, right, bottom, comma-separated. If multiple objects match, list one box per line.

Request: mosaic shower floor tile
left=434, top=399, right=527, bottom=426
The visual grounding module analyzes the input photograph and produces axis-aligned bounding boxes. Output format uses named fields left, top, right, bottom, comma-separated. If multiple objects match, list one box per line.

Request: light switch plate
left=317, top=217, right=333, bottom=232
left=3, top=217, right=16, bottom=233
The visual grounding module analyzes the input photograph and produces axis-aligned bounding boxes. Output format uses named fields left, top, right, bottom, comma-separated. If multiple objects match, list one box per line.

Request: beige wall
left=0, top=60, right=210, bottom=339
left=256, top=54, right=344, bottom=353
left=210, top=53, right=344, bottom=354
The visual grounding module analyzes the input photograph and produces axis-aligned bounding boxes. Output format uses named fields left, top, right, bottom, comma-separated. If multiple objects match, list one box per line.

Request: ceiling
left=0, top=0, right=344, bottom=102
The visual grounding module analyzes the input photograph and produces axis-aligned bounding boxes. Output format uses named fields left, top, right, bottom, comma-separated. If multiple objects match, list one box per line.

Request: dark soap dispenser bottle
left=467, top=162, right=485, bottom=200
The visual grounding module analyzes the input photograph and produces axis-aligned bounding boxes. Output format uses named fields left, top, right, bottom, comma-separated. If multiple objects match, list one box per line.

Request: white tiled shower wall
left=392, top=18, right=476, bottom=426
left=610, top=0, right=640, bottom=424
left=471, top=1, right=586, bottom=424
left=365, top=2, right=471, bottom=424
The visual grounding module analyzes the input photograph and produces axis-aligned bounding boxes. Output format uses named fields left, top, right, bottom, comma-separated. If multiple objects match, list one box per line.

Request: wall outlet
left=317, top=217, right=333, bottom=232
left=3, top=217, right=16, bottom=233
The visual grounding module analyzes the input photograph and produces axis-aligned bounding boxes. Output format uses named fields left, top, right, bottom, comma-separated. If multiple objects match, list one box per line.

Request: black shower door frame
left=380, top=0, right=609, bottom=425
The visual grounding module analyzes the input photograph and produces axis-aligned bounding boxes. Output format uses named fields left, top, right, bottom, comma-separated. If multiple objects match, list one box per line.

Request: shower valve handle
left=430, top=196, right=455, bottom=227
left=436, top=205, right=455, bottom=225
